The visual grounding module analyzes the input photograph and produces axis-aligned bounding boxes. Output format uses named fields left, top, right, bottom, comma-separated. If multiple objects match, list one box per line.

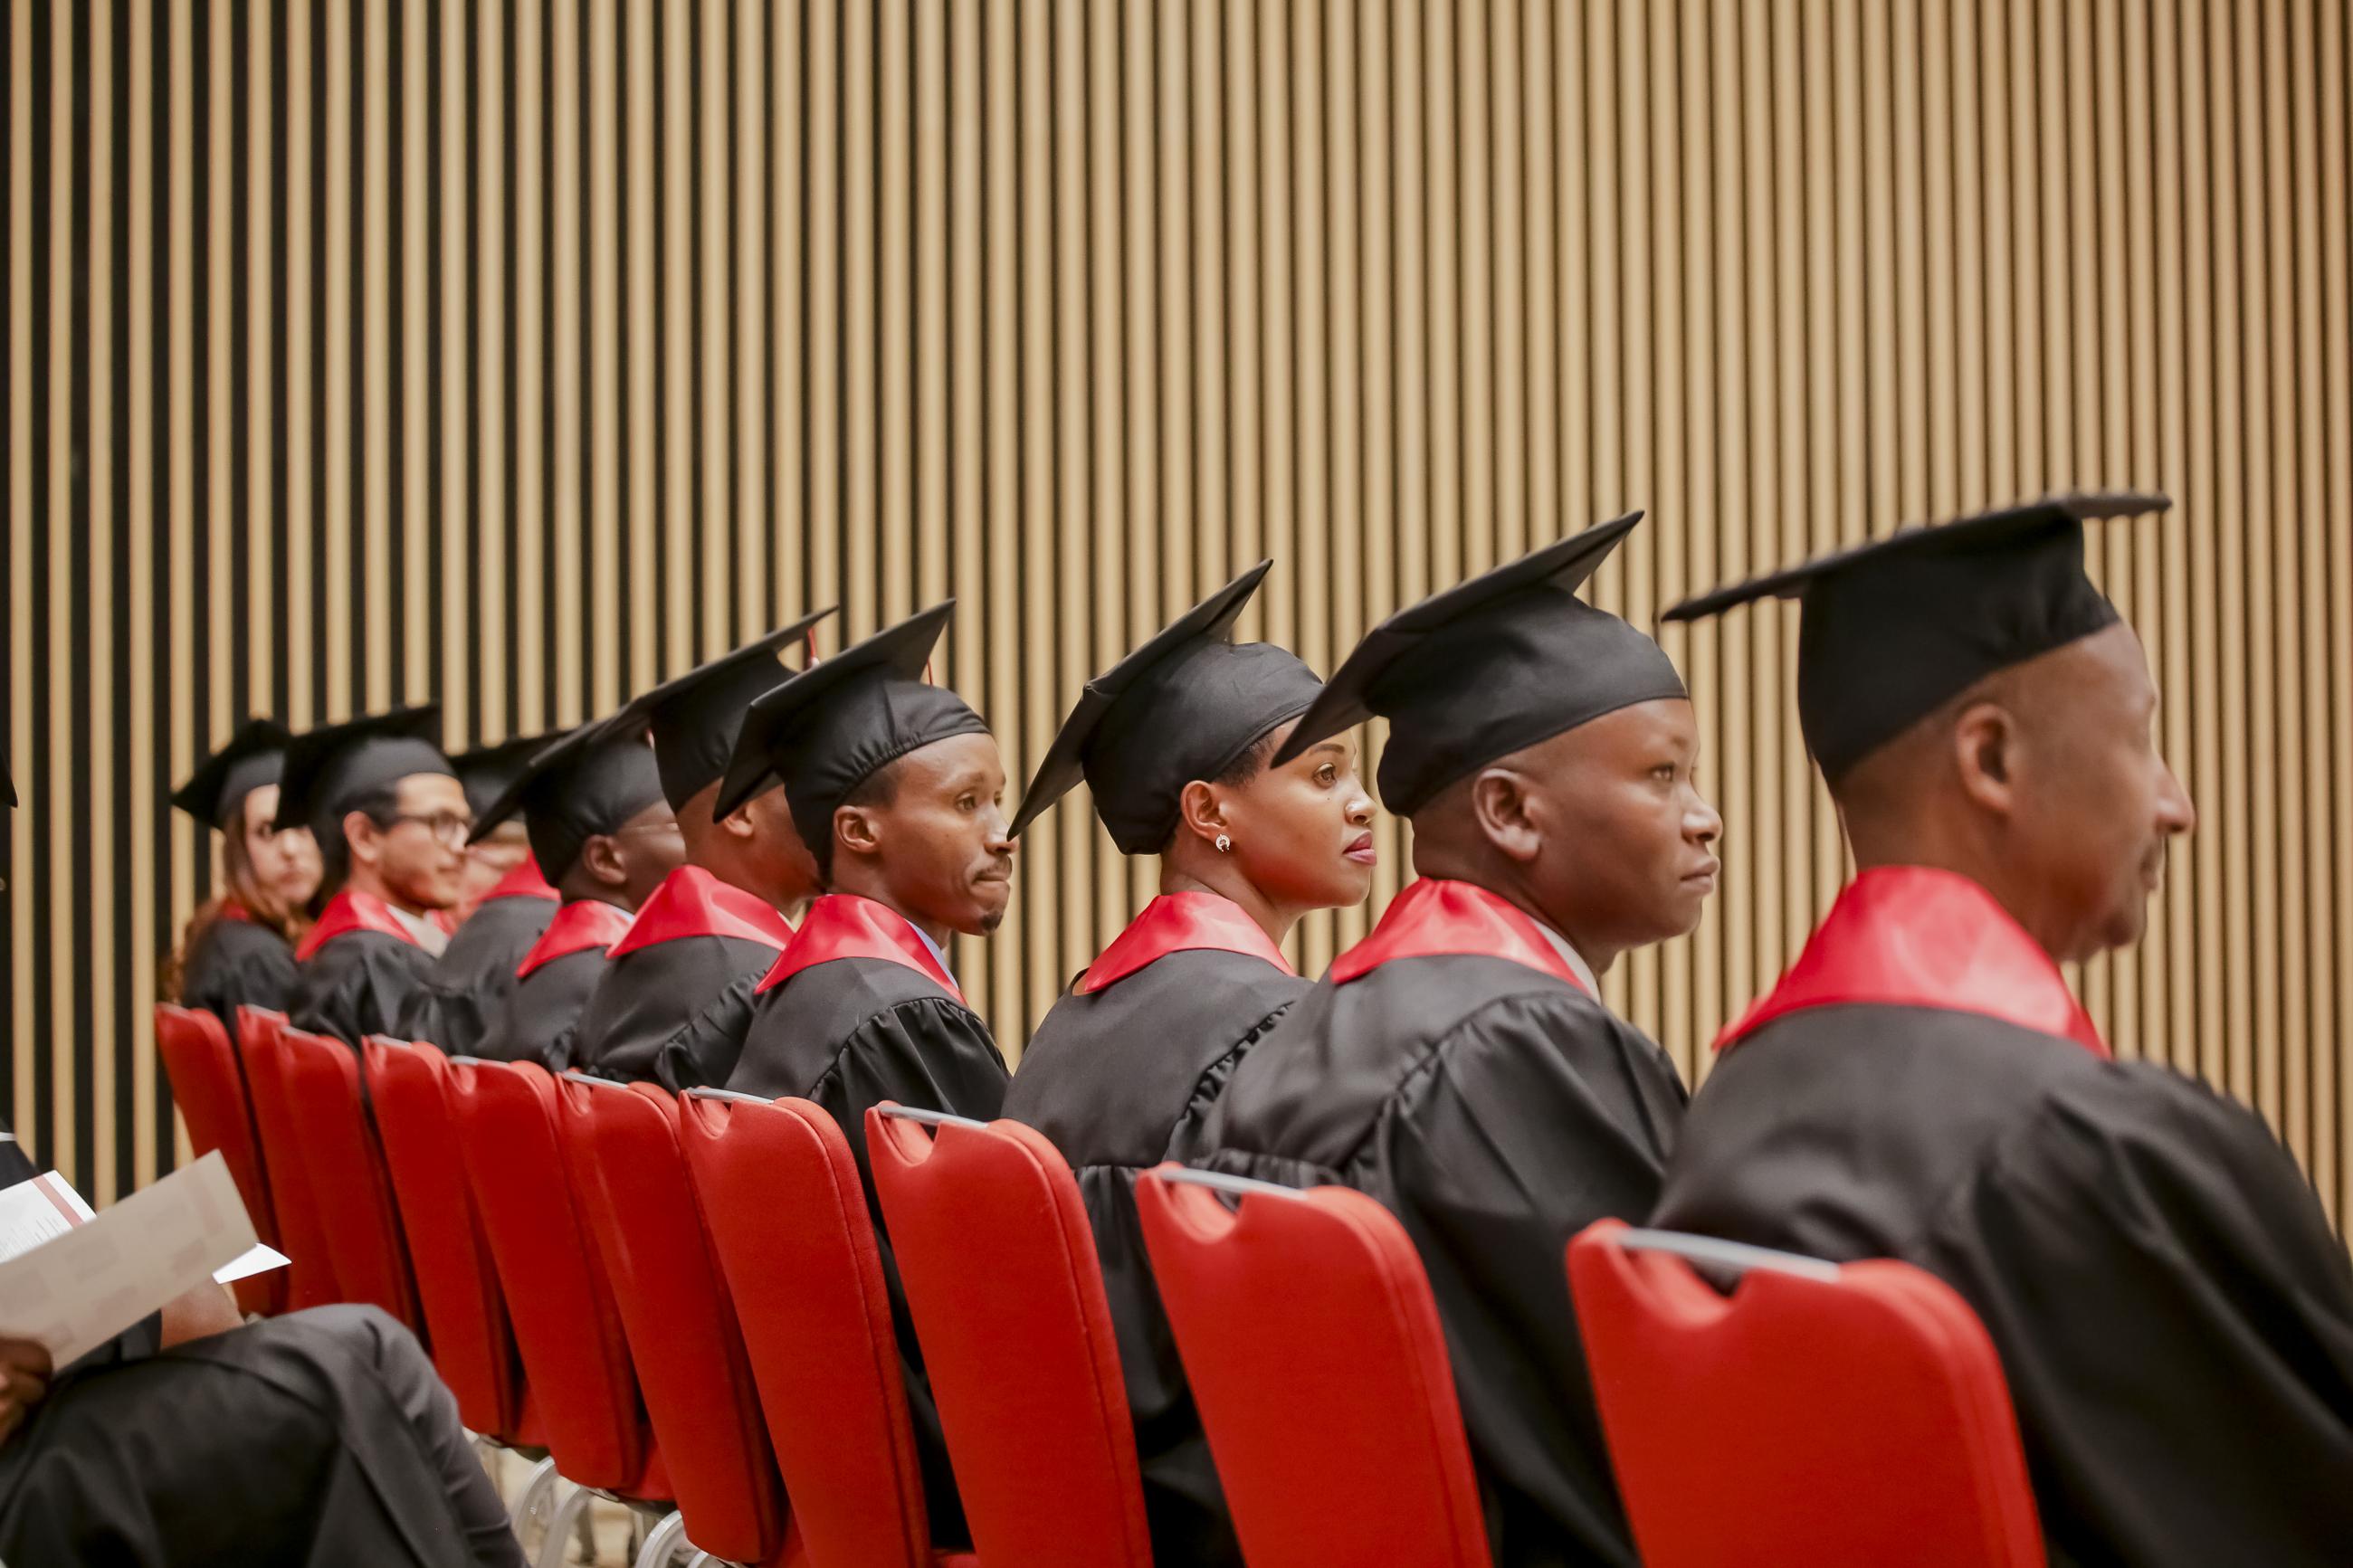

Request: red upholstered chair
left=233, top=1006, right=338, bottom=1311
left=362, top=1037, right=533, bottom=1445
left=1135, top=1164, right=1491, bottom=1568
left=555, top=1072, right=792, bottom=1568
left=278, top=1025, right=424, bottom=1335
left=154, top=1003, right=282, bottom=1316
left=680, top=1090, right=978, bottom=1568
left=864, top=1104, right=1153, bottom=1568
left=1567, top=1220, right=2043, bottom=1568
left=447, top=1059, right=667, bottom=1507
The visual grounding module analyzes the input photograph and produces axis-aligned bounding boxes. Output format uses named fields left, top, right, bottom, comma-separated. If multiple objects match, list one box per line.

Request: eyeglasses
left=382, top=812, right=475, bottom=850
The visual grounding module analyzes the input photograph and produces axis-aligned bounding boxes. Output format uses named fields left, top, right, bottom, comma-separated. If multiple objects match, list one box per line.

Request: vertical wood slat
left=1, top=3, right=2349, bottom=1224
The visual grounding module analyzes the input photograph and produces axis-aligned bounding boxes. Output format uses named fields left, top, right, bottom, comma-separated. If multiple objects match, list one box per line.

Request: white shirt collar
left=908, top=918, right=954, bottom=982
left=1534, top=920, right=1601, bottom=1002
left=391, top=904, right=450, bottom=957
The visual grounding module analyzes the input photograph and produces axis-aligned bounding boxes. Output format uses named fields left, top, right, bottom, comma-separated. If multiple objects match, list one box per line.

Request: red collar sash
left=1716, top=865, right=2108, bottom=1057
left=1328, top=879, right=1586, bottom=993
left=757, top=895, right=963, bottom=1003
left=219, top=902, right=254, bottom=926
left=607, top=865, right=795, bottom=959
left=515, top=898, right=637, bottom=980
left=484, top=855, right=561, bottom=905
left=1075, top=892, right=1296, bottom=994
left=296, top=889, right=427, bottom=962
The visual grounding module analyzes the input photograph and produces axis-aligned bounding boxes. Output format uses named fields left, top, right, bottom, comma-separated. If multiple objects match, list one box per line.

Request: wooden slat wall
left=3, top=1, right=2348, bottom=1220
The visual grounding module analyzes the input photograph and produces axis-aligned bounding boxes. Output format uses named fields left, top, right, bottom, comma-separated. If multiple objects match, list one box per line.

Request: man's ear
left=1174, top=779, right=1231, bottom=851
left=834, top=803, right=884, bottom=866
left=1950, top=700, right=2020, bottom=819
left=342, top=809, right=385, bottom=869
left=1469, top=768, right=1543, bottom=866
left=577, top=832, right=630, bottom=889
left=717, top=801, right=759, bottom=840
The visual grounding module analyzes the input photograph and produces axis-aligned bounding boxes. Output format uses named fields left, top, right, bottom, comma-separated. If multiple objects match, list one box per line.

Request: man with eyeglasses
left=278, top=707, right=473, bottom=1048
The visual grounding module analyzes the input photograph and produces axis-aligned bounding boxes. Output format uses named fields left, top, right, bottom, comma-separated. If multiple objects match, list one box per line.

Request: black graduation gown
left=285, top=890, right=441, bottom=1048
left=725, top=894, right=1011, bottom=1551
left=1651, top=866, right=2353, bottom=1568
left=563, top=864, right=793, bottom=1089
left=1174, top=879, right=1687, bottom=1568
left=177, top=909, right=300, bottom=1042
left=473, top=898, right=635, bottom=1069
left=393, top=878, right=558, bottom=1054
left=1004, top=892, right=1307, bottom=1568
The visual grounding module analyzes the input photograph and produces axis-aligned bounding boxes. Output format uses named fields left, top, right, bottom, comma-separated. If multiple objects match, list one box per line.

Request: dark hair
left=315, top=782, right=402, bottom=897
left=813, top=760, right=902, bottom=883
left=1158, top=727, right=1287, bottom=854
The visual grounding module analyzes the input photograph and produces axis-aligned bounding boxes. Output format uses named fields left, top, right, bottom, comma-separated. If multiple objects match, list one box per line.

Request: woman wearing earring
left=1003, top=562, right=1377, bottom=1567
left=163, top=718, right=325, bottom=1040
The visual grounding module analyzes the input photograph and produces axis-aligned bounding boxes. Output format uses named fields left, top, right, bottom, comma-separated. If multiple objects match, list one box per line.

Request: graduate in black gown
left=1001, top=562, right=1377, bottom=1565
left=719, top=603, right=1016, bottom=1550
left=1176, top=514, right=1720, bottom=1568
left=470, top=727, right=685, bottom=1068
left=165, top=718, right=324, bottom=1041
left=564, top=609, right=837, bottom=1088
left=279, top=708, right=471, bottom=1048
left=394, top=733, right=563, bottom=1054
left=1653, top=492, right=2353, bottom=1566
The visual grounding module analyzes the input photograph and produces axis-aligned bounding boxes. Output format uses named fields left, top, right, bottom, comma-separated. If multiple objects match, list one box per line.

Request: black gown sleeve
left=1371, top=993, right=1684, bottom=1568
left=1931, top=1065, right=2353, bottom=1568
left=180, top=922, right=300, bottom=1041
left=651, top=971, right=766, bottom=1093
left=289, top=936, right=438, bottom=1048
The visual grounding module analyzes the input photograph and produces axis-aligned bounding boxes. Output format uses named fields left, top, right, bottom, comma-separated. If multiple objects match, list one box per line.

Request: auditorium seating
left=865, top=1105, right=1153, bottom=1568
left=557, top=1072, right=793, bottom=1568
left=363, top=1037, right=536, bottom=1447
left=280, top=1025, right=426, bottom=1336
left=233, top=1006, right=339, bottom=1312
left=1135, top=1164, right=1491, bottom=1568
left=680, top=1090, right=977, bottom=1568
left=1567, top=1218, right=2044, bottom=1567
left=153, top=1003, right=283, bottom=1316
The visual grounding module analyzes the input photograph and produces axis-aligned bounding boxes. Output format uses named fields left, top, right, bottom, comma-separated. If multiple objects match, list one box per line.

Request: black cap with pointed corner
left=272, top=707, right=455, bottom=849
left=467, top=725, right=669, bottom=881
left=586, top=607, right=837, bottom=811
left=715, top=602, right=989, bottom=848
left=1009, top=562, right=1326, bottom=853
left=171, top=717, right=293, bottom=830
left=1274, top=512, right=1688, bottom=815
left=1662, top=490, right=2162, bottom=783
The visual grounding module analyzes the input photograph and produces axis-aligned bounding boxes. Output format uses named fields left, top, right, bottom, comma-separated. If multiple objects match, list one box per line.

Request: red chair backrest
left=865, top=1105, right=1152, bottom=1568
left=233, top=1006, right=338, bottom=1311
left=681, top=1091, right=940, bottom=1568
left=278, top=1026, right=424, bottom=1335
left=448, top=1059, right=661, bottom=1498
left=363, top=1038, right=528, bottom=1442
left=154, top=1003, right=282, bottom=1316
left=1135, top=1164, right=1491, bottom=1568
left=1567, top=1220, right=2043, bottom=1567
left=557, top=1073, right=787, bottom=1566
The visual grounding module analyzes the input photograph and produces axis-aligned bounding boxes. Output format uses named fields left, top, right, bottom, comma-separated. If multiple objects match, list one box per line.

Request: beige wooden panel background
left=3, top=0, right=2348, bottom=1219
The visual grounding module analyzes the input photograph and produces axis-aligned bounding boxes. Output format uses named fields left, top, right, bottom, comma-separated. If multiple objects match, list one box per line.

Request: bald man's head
left=1833, top=621, right=2195, bottom=964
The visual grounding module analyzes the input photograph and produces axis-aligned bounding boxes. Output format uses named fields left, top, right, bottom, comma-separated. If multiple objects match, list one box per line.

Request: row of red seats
left=155, top=1002, right=2043, bottom=1567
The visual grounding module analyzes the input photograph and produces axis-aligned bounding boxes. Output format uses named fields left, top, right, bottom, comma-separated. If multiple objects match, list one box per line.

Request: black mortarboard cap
left=1009, top=562, right=1327, bottom=853
left=450, top=732, right=561, bottom=823
left=589, top=608, right=838, bottom=811
left=1275, top=512, right=1688, bottom=814
left=714, top=603, right=989, bottom=846
left=1662, top=491, right=2161, bottom=783
left=171, top=717, right=292, bottom=829
left=468, top=726, right=669, bottom=881
left=273, top=706, right=454, bottom=844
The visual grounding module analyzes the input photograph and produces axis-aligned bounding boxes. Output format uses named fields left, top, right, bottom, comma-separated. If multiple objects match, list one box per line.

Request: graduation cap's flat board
left=1010, top=561, right=1327, bottom=853
left=715, top=602, right=989, bottom=848
left=1662, top=490, right=2164, bottom=782
left=171, top=717, right=293, bottom=829
left=589, top=606, right=838, bottom=810
left=469, top=725, right=669, bottom=880
left=273, top=707, right=452, bottom=839
left=1277, top=512, right=1689, bottom=815
left=449, top=731, right=564, bottom=823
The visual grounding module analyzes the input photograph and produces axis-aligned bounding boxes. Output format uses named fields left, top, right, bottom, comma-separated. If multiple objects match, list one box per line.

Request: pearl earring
left=1215, top=833, right=1233, bottom=853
